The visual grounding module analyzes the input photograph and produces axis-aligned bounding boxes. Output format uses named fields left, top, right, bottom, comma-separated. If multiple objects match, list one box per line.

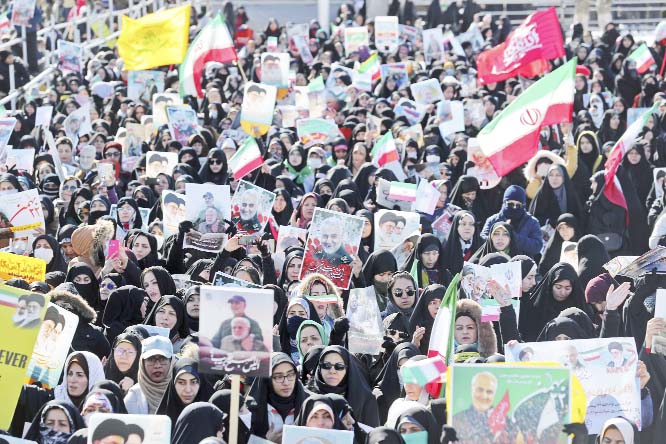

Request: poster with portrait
left=437, top=100, right=465, bottom=138
left=152, top=93, right=182, bottom=127
left=212, top=271, right=261, bottom=289
left=292, top=34, right=314, bottom=64
left=460, top=261, right=521, bottom=321
left=123, top=123, right=145, bottom=158
left=24, top=303, right=78, bottom=389
left=0, top=284, right=49, bottom=429
left=240, top=82, right=277, bottom=138
left=57, top=40, right=83, bottom=74
left=432, top=206, right=459, bottom=244
left=394, top=98, right=425, bottom=126
left=506, top=337, right=641, bottom=434
left=277, top=105, right=301, bottom=128
left=449, top=364, right=572, bottom=444
left=166, top=105, right=200, bottom=145
left=230, top=180, right=276, bottom=236
left=282, top=425, right=353, bottom=444
left=199, top=286, right=272, bottom=377
left=399, top=24, right=420, bottom=45
left=325, top=63, right=355, bottom=99
left=260, top=53, right=289, bottom=88
left=5, top=148, right=34, bottom=173
left=184, top=183, right=231, bottom=253
left=0, top=117, right=16, bottom=166
left=422, top=28, right=444, bottom=64
left=87, top=413, right=171, bottom=444
left=300, top=208, right=364, bottom=289
left=161, top=190, right=187, bottom=239
left=465, top=98, right=486, bottom=129
left=375, top=16, right=400, bottom=53
left=410, top=78, right=444, bottom=106
left=109, top=205, right=150, bottom=231
left=273, top=226, right=308, bottom=281
left=63, top=103, right=92, bottom=145
left=128, top=70, right=165, bottom=105
left=146, top=151, right=178, bottom=179
left=443, top=30, right=465, bottom=57
left=374, top=209, right=420, bottom=250
left=654, top=167, right=666, bottom=199
left=296, top=118, right=342, bottom=148
left=346, top=288, right=384, bottom=354
left=560, top=241, right=579, bottom=272
left=376, top=178, right=413, bottom=212
left=10, top=0, right=36, bottom=26
left=466, top=138, right=501, bottom=189
left=380, top=63, right=409, bottom=89
left=344, top=26, right=369, bottom=54
left=0, top=189, right=45, bottom=254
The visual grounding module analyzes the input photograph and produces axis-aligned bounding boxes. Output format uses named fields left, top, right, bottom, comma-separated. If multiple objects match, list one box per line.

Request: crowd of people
left=2, top=1, right=666, bottom=444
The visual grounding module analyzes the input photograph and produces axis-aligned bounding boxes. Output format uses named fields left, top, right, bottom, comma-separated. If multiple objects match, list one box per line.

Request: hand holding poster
left=0, top=284, right=49, bottom=429
left=460, top=261, right=521, bottom=321
left=199, top=286, right=272, bottom=377
left=87, top=413, right=171, bottom=444
left=184, top=183, right=231, bottom=252
left=374, top=209, right=421, bottom=250
left=506, top=337, right=641, bottom=434
left=299, top=208, right=364, bottom=289
left=63, top=103, right=92, bottom=145
left=128, top=70, right=165, bottom=104
left=240, top=82, right=277, bottom=137
left=410, top=78, right=444, bottom=105
left=437, top=100, right=465, bottom=138
left=346, top=288, right=384, bottom=354
left=449, top=364, right=572, bottom=444
left=230, top=180, right=275, bottom=236
left=166, top=105, right=200, bottom=145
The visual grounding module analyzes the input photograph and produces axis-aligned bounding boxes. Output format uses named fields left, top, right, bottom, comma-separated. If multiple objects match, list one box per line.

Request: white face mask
left=308, top=158, right=322, bottom=169
left=12, top=240, right=28, bottom=255
left=33, top=247, right=54, bottom=263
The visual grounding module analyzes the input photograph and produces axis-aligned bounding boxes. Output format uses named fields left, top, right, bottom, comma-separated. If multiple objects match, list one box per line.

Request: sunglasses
left=210, top=159, right=223, bottom=165
left=386, top=329, right=409, bottom=339
left=506, top=202, right=523, bottom=209
left=62, top=185, right=78, bottom=191
left=393, top=288, right=416, bottom=297
left=103, top=282, right=116, bottom=290
left=320, top=361, right=347, bottom=371
left=106, top=151, right=121, bottom=158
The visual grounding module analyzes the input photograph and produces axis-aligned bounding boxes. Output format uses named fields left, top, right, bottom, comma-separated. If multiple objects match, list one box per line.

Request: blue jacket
left=481, top=212, right=543, bottom=257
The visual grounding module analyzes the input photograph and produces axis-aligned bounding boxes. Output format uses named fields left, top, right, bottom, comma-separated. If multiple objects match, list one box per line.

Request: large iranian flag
left=228, top=137, right=264, bottom=180
left=478, top=58, right=576, bottom=176
left=179, top=14, right=237, bottom=98
left=627, top=43, right=655, bottom=74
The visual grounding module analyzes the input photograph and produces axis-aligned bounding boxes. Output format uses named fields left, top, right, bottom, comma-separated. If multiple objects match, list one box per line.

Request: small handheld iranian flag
left=371, top=131, right=406, bottom=180
left=0, top=12, right=9, bottom=29
left=228, top=137, right=264, bottom=180
left=179, top=14, right=238, bottom=98
left=478, top=58, right=576, bottom=176
left=358, top=52, right=381, bottom=81
left=628, top=43, right=655, bottom=74
left=400, top=356, right=447, bottom=386
left=388, top=181, right=417, bottom=201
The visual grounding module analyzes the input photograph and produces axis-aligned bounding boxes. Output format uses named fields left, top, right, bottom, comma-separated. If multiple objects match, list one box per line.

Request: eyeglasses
left=103, top=282, right=116, bottom=290
left=106, top=151, right=121, bottom=158
left=386, top=329, right=409, bottom=339
left=145, top=356, right=169, bottom=365
left=114, top=348, right=137, bottom=358
left=506, top=202, right=523, bottom=209
left=62, top=185, right=78, bottom=191
left=393, top=288, right=416, bottom=298
left=272, top=371, right=297, bottom=383
left=320, top=361, right=347, bottom=371
left=210, top=159, right=223, bottom=165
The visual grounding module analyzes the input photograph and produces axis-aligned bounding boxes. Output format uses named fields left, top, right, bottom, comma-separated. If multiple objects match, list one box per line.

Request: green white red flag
left=627, top=43, right=655, bottom=74
left=400, top=356, right=447, bottom=386
left=179, top=14, right=237, bottom=98
left=228, top=137, right=263, bottom=180
left=371, top=131, right=406, bottom=180
left=478, top=58, right=576, bottom=176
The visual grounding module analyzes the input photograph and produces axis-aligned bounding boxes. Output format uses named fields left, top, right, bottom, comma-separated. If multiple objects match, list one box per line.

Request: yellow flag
left=118, top=4, right=191, bottom=71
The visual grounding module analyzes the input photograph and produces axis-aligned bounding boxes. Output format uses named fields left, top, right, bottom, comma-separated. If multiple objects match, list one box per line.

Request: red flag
left=476, top=8, right=565, bottom=85
left=488, top=390, right=511, bottom=434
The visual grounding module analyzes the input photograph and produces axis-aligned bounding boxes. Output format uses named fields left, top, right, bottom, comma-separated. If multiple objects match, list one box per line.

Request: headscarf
left=128, top=232, right=159, bottom=268
left=529, top=164, right=584, bottom=227
left=92, top=379, right=129, bottom=413
left=536, top=316, right=590, bottom=341
left=577, top=234, right=611, bottom=291
left=394, top=405, right=440, bottom=444
left=272, top=188, right=294, bottom=226
left=65, top=263, right=102, bottom=311
left=409, top=284, right=446, bottom=354
left=294, top=394, right=345, bottom=429
left=354, top=162, right=377, bottom=201
left=24, top=400, right=86, bottom=444
left=539, top=213, right=579, bottom=275
left=183, top=285, right=200, bottom=332
left=248, top=352, right=309, bottom=437
left=198, top=148, right=229, bottom=185
left=366, top=427, right=406, bottom=444
left=374, top=342, right=421, bottom=420
left=32, top=234, right=68, bottom=273
left=141, top=266, right=177, bottom=313
left=102, top=333, right=142, bottom=387
left=469, top=222, right=518, bottom=263
left=301, top=344, right=325, bottom=384
left=101, top=286, right=147, bottom=345
left=156, top=358, right=214, bottom=428
left=401, top=234, right=453, bottom=289
left=53, top=351, right=105, bottom=408
left=144, top=295, right=189, bottom=342
left=172, top=402, right=226, bottom=444
left=137, top=353, right=174, bottom=414
left=115, top=197, right=143, bottom=231
left=440, top=211, right=482, bottom=275
left=383, top=272, right=418, bottom=319
left=599, top=417, right=637, bottom=444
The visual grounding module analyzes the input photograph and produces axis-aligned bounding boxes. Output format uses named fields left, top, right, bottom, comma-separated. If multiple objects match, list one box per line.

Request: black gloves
left=329, top=317, right=350, bottom=345
left=562, top=422, right=588, bottom=444
left=178, top=220, right=194, bottom=236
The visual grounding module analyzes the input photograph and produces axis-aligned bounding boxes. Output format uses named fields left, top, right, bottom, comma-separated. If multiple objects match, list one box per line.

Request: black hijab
left=366, top=427, right=406, bottom=444
left=66, top=263, right=102, bottom=311
left=24, top=399, right=86, bottom=443
left=102, top=332, right=142, bottom=388
left=156, top=358, right=215, bottom=428
left=92, top=379, right=129, bottom=413
left=266, top=284, right=288, bottom=326
left=248, top=352, right=309, bottom=437
left=536, top=316, right=590, bottom=341
left=409, top=284, right=446, bottom=354
left=295, top=393, right=345, bottom=429
left=32, top=234, right=68, bottom=273
left=394, top=405, right=440, bottom=444
left=145, top=295, right=189, bottom=342
left=128, top=232, right=159, bottom=268
left=539, top=213, right=579, bottom=276
left=301, top=344, right=325, bottom=384
left=209, top=389, right=251, bottom=444
left=354, top=162, right=377, bottom=201
left=441, top=211, right=482, bottom=275
left=102, top=286, right=147, bottom=345
left=172, top=402, right=225, bottom=444
left=401, top=234, right=453, bottom=289
left=198, top=148, right=229, bottom=185
left=141, top=266, right=177, bottom=313
left=576, top=234, right=611, bottom=292
left=272, top=188, right=294, bottom=226
left=183, top=285, right=200, bottom=332
left=116, top=197, right=143, bottom=230
left=469, top=222, right=518, bottom=263
left=529, top=164, right=585, bottom=227
left=374, top=342, right=421, bottom=417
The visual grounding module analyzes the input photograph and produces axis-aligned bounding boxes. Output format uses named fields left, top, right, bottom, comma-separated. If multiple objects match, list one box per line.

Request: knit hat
left=503, top=185, right=527, bottom=205
left=585, top=272, right=613, bottom=303
left=71, top=225, right=96, bottom=256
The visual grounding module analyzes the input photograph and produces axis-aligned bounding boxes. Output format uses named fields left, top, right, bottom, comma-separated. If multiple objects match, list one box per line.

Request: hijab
left=198, top=148, right=229, bottom=185
left=24, top=400, right=86, bottom=444
left=366, top=427, right=406, bottom=444
left=401, top=234, right=453, bottom=289
left=137, top=353, right=174, bottom=414
left=272, top=188, right=294, bottom=226
left=248, top=352, right=309, bottom=437
left=529, top=164, right=584, bottom=227
left=172, top=402, right=225, bottom=444
left=374, top=342, right=421, bottom=417
left=54, top=351, right=105, bottom=408
left=128, top=232, right=159, bottom=268
left=354, top=162, right=377, bottom=201
left=102, top=286, right=147, bottom=345
left=115, top=197, right=143, bottom=231
left=209, top=389, right=251, bottom=444
left=539, top=213, right=579, bottom=276
left=102, top=333, right=141, bottom=387
left=92, top=379, right=129, bottom=413
left=441, top=211, right=482, bottom=275
left=576, top=234, right=611, bottom=291
left=301, top=344, right=325, bottom=384
left=295, top=394, right=345, bottom=429
left=156, top=358, right=214, bottom=428
left=141, top=266, right=177, bottom=313
left=469, top=222, right=518, bottom=263
left=65, top=263, right=101, bottom=311
left=145, top=295, right=189, bottom=343
left=183, top=285, right=200, bottom=332
left=32, top=234, right=68, bottom=273
left=536, top=316, right=590, bottom=341
left=409, top=284, right=446, bottom=354
left=395, top=405, right=440, bottom=444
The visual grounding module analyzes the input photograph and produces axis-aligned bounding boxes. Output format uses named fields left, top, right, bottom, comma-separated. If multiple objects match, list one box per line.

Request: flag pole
left=234, top=60, right=249, bottom=84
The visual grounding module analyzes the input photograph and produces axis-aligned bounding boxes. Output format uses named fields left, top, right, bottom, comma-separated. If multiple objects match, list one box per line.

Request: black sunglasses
left=387, top=329, right=409, bottom=339
left=506, top=202, right=523, bottom=209
left=210, top=159, right=223, bottom=165
left=320, top=361, right=347, bottom=371
left=393, top=288, right=416, bottom=297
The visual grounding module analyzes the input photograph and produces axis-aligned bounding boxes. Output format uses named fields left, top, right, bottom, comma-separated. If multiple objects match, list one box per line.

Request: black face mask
left=287, top=315, right=307, bottom=338
left=136, top=198, right=150, bottom=208
left=320, top=194, right=332, bottom=206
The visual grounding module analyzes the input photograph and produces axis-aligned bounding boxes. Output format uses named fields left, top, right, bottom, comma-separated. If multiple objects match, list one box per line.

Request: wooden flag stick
left=228, top=373, right=241, bottom=444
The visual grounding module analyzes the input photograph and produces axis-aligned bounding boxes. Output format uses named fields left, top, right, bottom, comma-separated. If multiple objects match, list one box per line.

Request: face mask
left=373, top=278, right=389, bottom=295
left=136, top=198, right=150, bottom=208
left=12, top=241, right=27, bottom=255
left=39, top=425, right=72, bottom=444
left=287, top=315, right=307, bottom=337
left=407, top=151, right=418, bottom=159
left=308, top=158, right=322, bottom=169
left=0, top=189, right=18, bottom=196
left=34, top=247, right=54, bottom=264
left=425, top=154, right=440, bottom=163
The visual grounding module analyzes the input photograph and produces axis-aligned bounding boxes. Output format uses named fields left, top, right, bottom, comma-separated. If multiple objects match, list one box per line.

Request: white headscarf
left=600, top=417, right=635, bottom=444
left=54, top=351, right=105, bottom=405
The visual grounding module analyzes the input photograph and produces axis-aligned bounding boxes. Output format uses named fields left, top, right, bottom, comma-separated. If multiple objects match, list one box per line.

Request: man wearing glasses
left=480, top=185, right=543, bottom=257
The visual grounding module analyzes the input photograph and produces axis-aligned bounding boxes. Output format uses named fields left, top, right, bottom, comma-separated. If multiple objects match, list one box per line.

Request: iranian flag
left=371, top=131, right=406, bottom=180
left=400, top=356, right=447, bottom=386
left=228, top=137, right=264, bottom=180
left=388, top=181, right=417, bottom=201
left=0, top=12, right=9, bottom=29
left=628, top=43, right=655, bottom=74
left=358, top=52, right=381, bottom=81
left=179, top=14, right=237, bottom=98
left=478, top=58, right=576, bottom=176
left=603, top=101, right=660, bottom=219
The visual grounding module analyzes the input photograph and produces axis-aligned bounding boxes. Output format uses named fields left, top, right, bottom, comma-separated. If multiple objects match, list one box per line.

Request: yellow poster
left=0, top=284, right=50, bottom=429
left=0, top=252, right=46, bottom=283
